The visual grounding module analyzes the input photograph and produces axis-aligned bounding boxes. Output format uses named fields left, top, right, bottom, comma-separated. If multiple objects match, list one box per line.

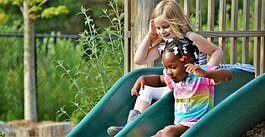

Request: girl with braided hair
left=131, top=37, right=233, bottom=137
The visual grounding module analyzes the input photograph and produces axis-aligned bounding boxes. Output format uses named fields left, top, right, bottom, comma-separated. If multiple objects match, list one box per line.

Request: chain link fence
left=0, top=33, right=81, bottom=122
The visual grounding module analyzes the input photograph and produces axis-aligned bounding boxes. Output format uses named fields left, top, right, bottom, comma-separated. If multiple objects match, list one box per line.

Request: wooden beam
left=230, top=0, right=238, bottom=64
left=242, top=0, right=250, bottom=64
left=124, top=0, right=131, bottom=73
left=219, top=0, right=226, bottom=63
left=197, top=31, right=265, bottom=37
left=261, top=0, right=265, bottom=73
left=254, top=0, right=262, bottom=76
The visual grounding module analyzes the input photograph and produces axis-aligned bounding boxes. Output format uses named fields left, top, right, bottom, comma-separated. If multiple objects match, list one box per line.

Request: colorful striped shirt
left=164, top=65, right=218, bottom=127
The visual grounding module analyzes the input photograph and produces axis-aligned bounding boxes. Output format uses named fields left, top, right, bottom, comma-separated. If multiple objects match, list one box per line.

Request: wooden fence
left=124, top=0, right=265, bottom=76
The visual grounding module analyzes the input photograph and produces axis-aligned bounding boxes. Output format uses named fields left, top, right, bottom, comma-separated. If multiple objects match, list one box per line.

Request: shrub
left=57, top=0, right=124, bottom=124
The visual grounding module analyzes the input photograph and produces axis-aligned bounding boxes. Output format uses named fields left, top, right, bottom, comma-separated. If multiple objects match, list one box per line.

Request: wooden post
left=130, top=0, right=160, bottom=71
left=242, top=0, right=250, bottom=64
left=183, top=0, right=191, bottom=17
left=260, top=0, right=265, bottom=74
left=219, top=0, right=226, bottom=64
left=230, top=0, right=238, bottom=64
left=196, top=0, right=202, bottom=31
left=254, top=0, right=262, bottom=76
left=124, top=0, right=131, bottom=73
left=207, top=0, right=215, bottom=62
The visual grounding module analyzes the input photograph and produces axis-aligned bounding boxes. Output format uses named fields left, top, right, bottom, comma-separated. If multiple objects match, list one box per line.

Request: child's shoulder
left=187, top=32, right=205, bottom=41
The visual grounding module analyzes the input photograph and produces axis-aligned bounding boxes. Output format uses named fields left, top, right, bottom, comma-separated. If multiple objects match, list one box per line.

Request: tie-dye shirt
left=164, top=65, right=218, bottom=127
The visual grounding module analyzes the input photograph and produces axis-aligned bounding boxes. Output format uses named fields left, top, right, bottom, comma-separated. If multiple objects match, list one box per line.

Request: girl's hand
left=131, top=76, right=145, bottom=96
left=184, top=63, right=205, bottom=77
left=148, top=19, right=158, bottom=42
left=148, top=19, right=156, bottom=34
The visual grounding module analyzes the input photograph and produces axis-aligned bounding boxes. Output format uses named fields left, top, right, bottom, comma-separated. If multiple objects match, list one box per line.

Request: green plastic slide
left=66, top=67, right=164, bottom=137
left=67, top=67, right=258, bottom=137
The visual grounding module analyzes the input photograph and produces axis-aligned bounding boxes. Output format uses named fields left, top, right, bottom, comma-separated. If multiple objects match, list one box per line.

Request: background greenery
left=0, top=0, right=124, bottom=125
left=0, top=24, right=82, bottom=121
left=0, top=24, right=24, bottom=121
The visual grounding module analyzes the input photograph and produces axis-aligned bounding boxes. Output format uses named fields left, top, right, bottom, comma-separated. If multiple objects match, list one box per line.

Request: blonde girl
left=133, top=0, right=223, bottom=115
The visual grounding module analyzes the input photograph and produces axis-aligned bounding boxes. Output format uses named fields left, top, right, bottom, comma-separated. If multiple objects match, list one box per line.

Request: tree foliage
left=0, top=0, right=69, bottom=21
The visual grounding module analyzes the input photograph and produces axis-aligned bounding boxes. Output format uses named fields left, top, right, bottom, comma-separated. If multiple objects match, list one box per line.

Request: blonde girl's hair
left=152, top=0, right=193, bottom=40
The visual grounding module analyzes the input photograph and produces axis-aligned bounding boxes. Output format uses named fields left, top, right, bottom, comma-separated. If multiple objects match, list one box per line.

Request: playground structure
left=66, top=67, right=265, bottom=137
left=124, top=0, right=265, bottom=75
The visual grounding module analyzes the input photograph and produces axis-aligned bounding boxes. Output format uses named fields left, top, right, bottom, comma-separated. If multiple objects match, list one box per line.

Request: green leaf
left=41, top=5, right=69, bottom=19
left=29, top=5, right=42, bottom=13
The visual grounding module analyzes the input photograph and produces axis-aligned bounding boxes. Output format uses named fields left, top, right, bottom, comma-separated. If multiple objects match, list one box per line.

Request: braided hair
left=161, top=37, right=199, bottom=64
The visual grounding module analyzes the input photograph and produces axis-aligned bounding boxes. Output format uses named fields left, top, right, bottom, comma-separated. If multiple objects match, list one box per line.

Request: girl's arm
left=204, top=68, right=233, bottom=81
left=134, top=19, right=161, bottom=65
left=134, top=34, right=161, bottom=65
left=131, top=75, right=166, bottom=96
left=189, top=32, right=223, bottom=66
left=185, top=64, right=233, bottom=82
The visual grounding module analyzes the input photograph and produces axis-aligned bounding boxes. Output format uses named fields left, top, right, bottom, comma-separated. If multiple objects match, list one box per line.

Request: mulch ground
left=242, top=121, right=265, bottom=137
left=7, top=120, right=54, bottom=128
left=2, top=120, right=265, bottom=136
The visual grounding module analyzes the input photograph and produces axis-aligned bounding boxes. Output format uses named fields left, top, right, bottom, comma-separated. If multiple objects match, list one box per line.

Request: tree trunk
left=23, top=0, right=37, bottom=121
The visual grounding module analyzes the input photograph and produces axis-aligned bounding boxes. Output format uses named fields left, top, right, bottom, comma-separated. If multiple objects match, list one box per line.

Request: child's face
left=153, top=17, right=176, bottom=41
left=162, top=52, right=188, bottom=83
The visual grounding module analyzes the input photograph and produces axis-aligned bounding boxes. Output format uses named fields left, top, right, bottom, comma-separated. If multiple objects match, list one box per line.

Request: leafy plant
left=57, top=0, right=124, bottom=124
left=36, top=37, right=83, bottom=121
left=0, top=130, right=5, bottom=137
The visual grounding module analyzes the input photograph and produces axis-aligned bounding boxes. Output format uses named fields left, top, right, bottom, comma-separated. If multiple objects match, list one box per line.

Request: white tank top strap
left=158, top=42, right=166, bottom=55
left=185, top=31, right=192, bottom=38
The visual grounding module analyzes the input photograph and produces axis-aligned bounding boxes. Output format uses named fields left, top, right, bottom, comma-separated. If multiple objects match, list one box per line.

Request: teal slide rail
left=67, top=67, right=256, bottom=137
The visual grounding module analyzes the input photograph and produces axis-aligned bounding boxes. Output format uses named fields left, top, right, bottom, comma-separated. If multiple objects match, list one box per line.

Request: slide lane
left=182, top=73, right=265, bottom=137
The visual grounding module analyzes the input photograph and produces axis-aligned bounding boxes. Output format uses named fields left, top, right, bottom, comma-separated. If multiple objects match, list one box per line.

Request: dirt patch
left=2, top=120, right=72, bottom=137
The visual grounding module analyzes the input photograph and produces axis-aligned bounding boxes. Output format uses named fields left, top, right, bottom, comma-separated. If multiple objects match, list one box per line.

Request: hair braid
left=162, top=37, right=199, bottom=64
